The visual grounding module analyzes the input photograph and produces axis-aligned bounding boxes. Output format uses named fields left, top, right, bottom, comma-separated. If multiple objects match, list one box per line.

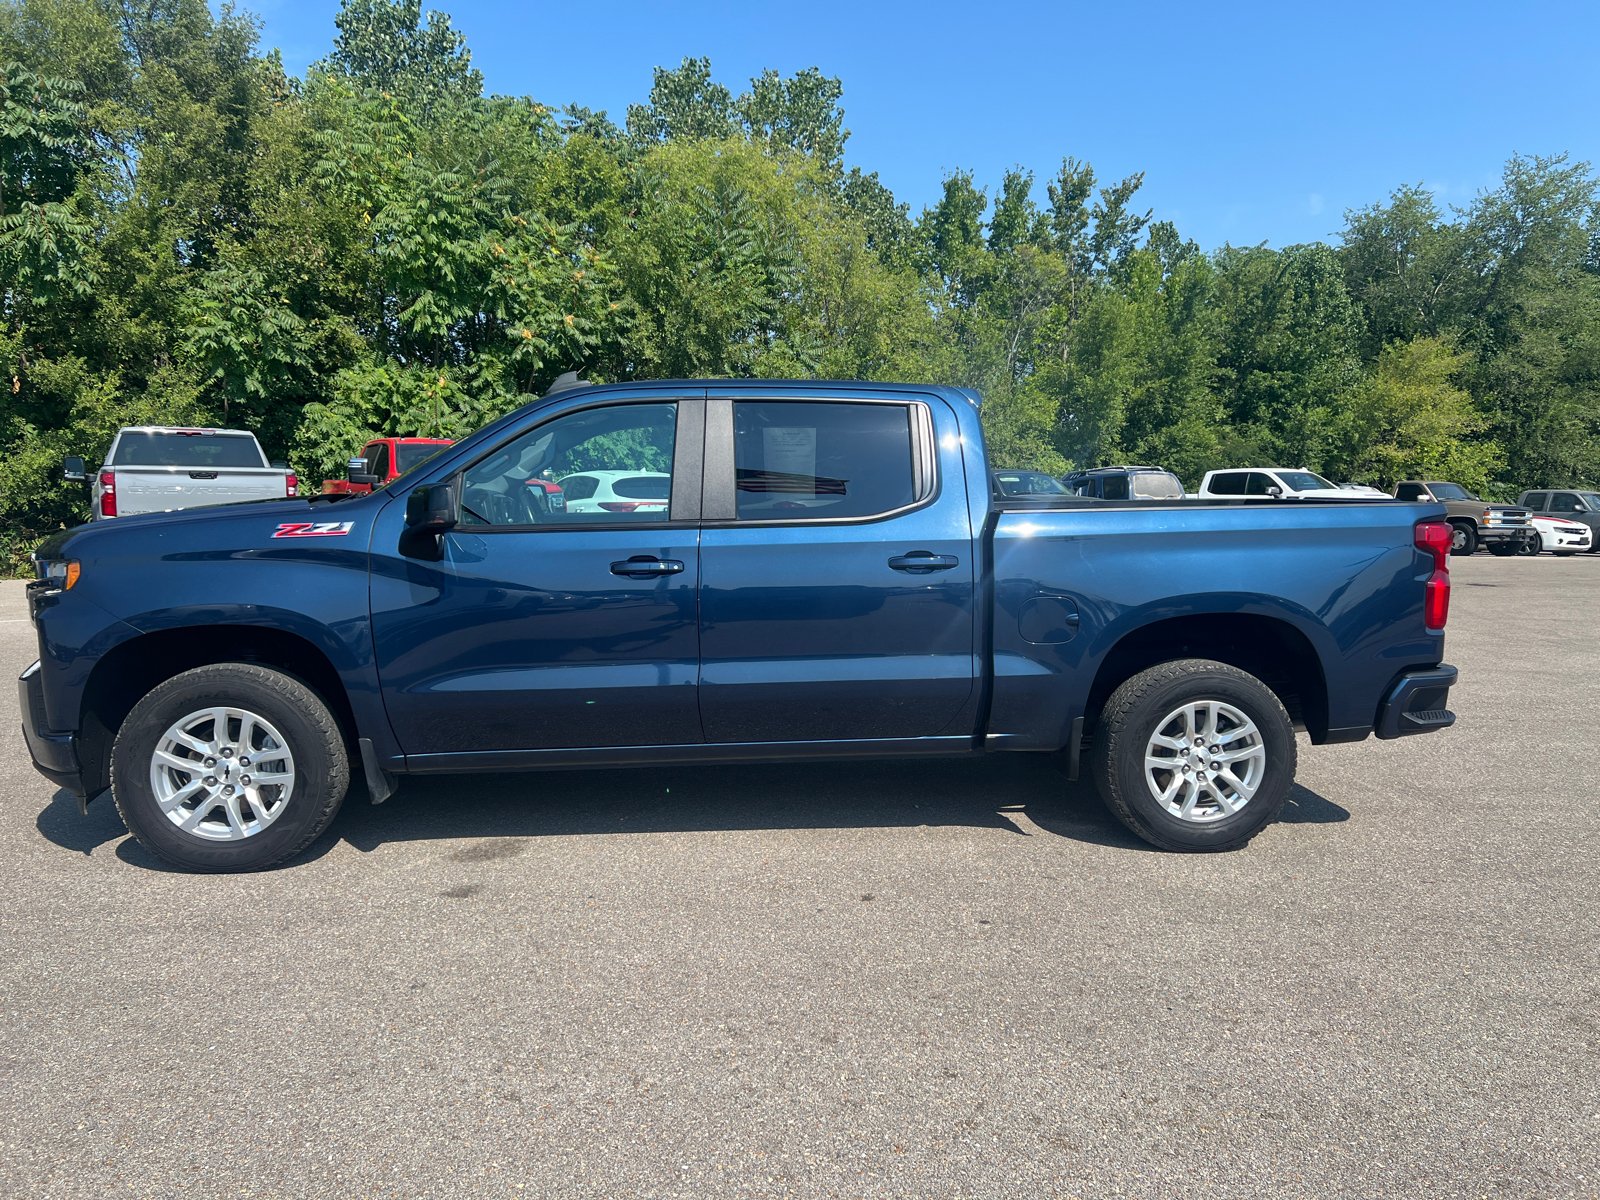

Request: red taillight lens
left=1414, top=521, right=1451, bottom=571
left=98, top=469, right=116, bottom=518
left=597, top=501, right=640, bottom=512
left=285, top=472, right=298, bottom=498
left=1415, top=521, right=1451, bottom=630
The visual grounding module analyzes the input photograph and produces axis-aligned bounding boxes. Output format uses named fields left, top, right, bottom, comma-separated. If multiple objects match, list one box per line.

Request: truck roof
left=115, top=426, right=259, bottom=437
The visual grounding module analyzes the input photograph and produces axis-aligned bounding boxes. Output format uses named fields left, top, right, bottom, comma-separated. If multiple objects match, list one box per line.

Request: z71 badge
left=273, top=521, right=354, bottom=538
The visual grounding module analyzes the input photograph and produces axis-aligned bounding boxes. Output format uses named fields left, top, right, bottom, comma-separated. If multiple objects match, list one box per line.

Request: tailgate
left=115, top=467, right=286, bottom=515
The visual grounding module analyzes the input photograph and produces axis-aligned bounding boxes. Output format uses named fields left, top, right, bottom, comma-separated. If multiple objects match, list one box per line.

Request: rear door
left=696, top=390, right=976, bottom=744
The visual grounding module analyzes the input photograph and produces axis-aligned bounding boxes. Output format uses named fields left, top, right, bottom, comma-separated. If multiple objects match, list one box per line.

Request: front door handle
left=611, top=556, right=685, bottom=578
left=888, top=552, right=960, bottom=573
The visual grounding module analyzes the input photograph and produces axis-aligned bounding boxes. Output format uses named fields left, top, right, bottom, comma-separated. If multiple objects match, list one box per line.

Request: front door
left=696, top=392, right=977, bottom=744
left=371, top=395, right=705, bottom=758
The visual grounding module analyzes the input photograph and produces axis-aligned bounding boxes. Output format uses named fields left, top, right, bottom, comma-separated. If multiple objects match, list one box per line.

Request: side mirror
left=270, top=460, right=288, bottom=470
left=63, top=456, right=87, bottom=484
left=1266, top=486, right=1283, bottom=497
left=347, top=457, right=380, bottom=487
left=400, top=482, right=458, bottom=560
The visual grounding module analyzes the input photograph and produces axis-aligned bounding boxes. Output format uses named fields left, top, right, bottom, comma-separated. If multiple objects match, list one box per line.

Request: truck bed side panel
left=988, top=502, right=1443, bottom=748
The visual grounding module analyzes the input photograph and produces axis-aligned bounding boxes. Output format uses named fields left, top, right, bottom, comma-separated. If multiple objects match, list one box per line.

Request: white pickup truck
left=64, top=427, right=297, bottom=519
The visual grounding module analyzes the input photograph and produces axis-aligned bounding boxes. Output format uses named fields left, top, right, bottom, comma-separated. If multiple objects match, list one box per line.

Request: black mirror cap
left=62, top=456, right=87, bottom=483
left=544, top=371, right=592, bottom=397
left=401, top=482, right=458, bottom=560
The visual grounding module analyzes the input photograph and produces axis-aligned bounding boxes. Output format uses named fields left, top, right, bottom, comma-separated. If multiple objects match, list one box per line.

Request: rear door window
left=1208, top=472, right=1248, bottom=495
left=1101, top=475, right=1129, bottom=500
left=733, top=402, right=916, bottom=521
left=1521, top=493, right=1547, bottom=511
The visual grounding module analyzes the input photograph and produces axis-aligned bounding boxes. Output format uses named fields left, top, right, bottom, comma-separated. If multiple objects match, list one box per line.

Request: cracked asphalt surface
left=1, top=554, right=1597, bottom=1199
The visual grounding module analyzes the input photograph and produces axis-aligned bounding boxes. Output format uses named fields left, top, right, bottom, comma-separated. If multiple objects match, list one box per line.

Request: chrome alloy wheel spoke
left=149, top=705, right=296, bottom=841
left=1143, top=699, right=1267, bottom=823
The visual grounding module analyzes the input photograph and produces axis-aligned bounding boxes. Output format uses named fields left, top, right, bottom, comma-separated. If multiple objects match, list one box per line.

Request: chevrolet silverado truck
left=1392, top=481, right=1534, bottom=556
left=22, top=380, right=1459, bottom=873
left=63, top=427, right=297, bottom=519
left=320, top=436, right=454, bottom=498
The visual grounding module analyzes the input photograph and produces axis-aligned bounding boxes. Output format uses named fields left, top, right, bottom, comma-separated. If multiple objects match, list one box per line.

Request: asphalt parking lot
left=1, top=555, right=1597, bottom=1200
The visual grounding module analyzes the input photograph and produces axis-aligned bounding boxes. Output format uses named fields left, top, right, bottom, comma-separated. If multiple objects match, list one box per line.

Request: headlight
left=36, top=560, right=80, bottom=590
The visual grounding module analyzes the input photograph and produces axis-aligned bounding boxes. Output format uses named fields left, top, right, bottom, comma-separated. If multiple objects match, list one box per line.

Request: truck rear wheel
left=1090, top=659, right=1296, bottom=852
left=110, top=664, right=349, bottom=873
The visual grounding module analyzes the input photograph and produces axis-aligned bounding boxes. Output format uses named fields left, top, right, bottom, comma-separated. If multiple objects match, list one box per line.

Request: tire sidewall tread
left=110, top=663, right=349, bottom=873
left=1091, top=658, right=1297, bottom=853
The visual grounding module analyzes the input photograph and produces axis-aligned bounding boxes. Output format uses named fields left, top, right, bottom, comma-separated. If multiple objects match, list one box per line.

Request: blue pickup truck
left=21, top=379, right=1458, bottom=872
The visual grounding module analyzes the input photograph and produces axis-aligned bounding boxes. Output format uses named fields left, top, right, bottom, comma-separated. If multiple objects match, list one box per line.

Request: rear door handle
left=888, top=552, right=960, bottom=573
left=610, top=557, right=684, bottom=577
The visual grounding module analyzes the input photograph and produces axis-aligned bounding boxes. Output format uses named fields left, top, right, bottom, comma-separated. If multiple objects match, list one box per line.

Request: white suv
left=555, top=469, right=671, bottom=514
left=1198, top=468, right=1374, bottom=501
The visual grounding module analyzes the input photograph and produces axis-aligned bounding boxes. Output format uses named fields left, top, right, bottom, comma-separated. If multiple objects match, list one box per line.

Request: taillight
left=597, top=501, right=640, bottom=512
left=99, top=470, right=116, bottom=518
left=1415, top=521, right=1451, bottom=630
left=285, top=472, right=298, bottom=498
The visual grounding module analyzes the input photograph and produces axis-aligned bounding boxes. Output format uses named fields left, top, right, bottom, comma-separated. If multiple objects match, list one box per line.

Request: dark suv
left=1063, top=466, right=1185, bottom=501
left=1518, top=489, right=1600, bottom=551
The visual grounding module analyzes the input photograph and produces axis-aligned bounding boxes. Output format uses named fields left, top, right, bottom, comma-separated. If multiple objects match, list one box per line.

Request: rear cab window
left=112, top=432, right=266, bottom=468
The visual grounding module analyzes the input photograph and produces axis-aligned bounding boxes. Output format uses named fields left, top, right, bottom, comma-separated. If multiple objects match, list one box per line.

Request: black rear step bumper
left=1375, top=664, right=1458, bottom=740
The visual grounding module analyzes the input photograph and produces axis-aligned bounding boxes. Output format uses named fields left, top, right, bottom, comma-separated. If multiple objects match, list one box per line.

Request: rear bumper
left=19, top=661, right=84, bottom=794
left=1375, top=664, right=1458, bottom=740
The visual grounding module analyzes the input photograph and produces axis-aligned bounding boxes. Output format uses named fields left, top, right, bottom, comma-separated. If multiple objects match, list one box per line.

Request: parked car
left=991, top=470, right=1069, bottom=499
left=1517, top=489, right=1600, bottom=552
left=1198, top=468, right=1373, bottom=501
left=321, top=437, right=455, bottom=498
left=1523, top=514, right=1593, bottom=556
left=63, top=427, right=296, bottom=520
left=24, top=379, right=1457, bottom=873
left=1393, top=481, right=1535, bottom=556
left=556, top=469, right=671, bottom=514
left=1063, top=466, right=1185, bottom=500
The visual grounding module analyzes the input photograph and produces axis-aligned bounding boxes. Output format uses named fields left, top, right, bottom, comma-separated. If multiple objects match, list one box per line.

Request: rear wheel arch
left=1082, top=612, right=1329, bottom=745
left=78, top=625, right=358, bottom=798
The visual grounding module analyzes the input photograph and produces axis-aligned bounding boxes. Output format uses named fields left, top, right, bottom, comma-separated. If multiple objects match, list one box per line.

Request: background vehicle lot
left=1, top=557, right=1596, bottom=1199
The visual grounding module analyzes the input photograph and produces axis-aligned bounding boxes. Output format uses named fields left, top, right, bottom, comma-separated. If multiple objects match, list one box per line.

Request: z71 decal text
left=273, top=521, right=354, bottom=538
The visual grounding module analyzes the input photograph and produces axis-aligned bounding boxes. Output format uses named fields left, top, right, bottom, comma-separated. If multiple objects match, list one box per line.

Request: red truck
left=321, top=437, right=455, bottom=497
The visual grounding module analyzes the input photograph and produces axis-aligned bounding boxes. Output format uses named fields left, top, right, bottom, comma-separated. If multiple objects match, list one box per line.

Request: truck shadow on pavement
left=35, top=754, right=1350, bottom=871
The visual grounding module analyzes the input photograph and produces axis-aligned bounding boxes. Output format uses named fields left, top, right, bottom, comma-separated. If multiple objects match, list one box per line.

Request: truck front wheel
left=110, top=664, right=349, bottom=873
left=1090, top=660, right=1296, bottom=852
left=1449, top=522, right=1477, bottom=556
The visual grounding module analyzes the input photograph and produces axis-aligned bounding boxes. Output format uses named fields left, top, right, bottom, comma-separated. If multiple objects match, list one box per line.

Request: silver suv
left=1518, top=490, right=1600, bottom=552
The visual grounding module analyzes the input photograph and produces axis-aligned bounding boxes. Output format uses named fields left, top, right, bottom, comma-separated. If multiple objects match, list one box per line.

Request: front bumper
left=19, top=660, right=84, bottom=794
left=1375, top=664, right=1458, bottom=740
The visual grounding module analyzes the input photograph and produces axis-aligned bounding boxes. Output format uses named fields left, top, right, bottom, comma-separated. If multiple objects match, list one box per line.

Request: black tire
left=1449, top=522, right=1477, bottom=556
left=1519, top=535, right=1542, bottom=556
left=111, top=664, right=349, bottom=872
left=1091, top=659, right=1296, bottom=852
left=1488, top=543, right=1518, bottom=557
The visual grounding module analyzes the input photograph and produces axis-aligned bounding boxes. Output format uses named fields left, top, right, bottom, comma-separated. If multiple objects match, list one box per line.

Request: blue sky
left=252, top=0, right=1599, bottom=250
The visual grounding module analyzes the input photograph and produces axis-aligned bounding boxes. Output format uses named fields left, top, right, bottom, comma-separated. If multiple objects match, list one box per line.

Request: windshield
left=995, top=472, right=1065, bottom=495
left=1130, top=472, right=1184, bottom=499
left=1429, top=482, right=1475, bottom=501
left=112, top=431, right=265, bottom=468
left=1579, top=493, right=1600, bottom=509
left=1275, top=471, right=1337, bottom=491
left=395, top=441, right=451, bottom=474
